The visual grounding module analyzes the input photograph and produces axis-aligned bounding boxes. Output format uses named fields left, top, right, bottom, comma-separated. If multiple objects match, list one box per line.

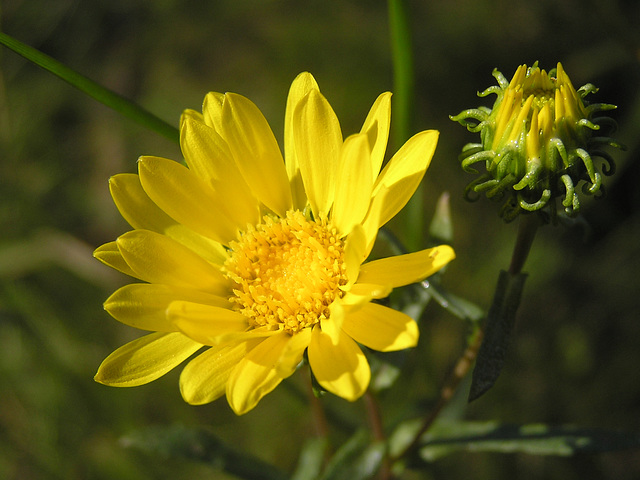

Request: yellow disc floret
left=224, top=210, right=347, bottom=335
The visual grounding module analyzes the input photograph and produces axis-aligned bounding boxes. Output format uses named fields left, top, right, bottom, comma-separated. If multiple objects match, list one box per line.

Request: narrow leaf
left=469, top=270, right=527, bottom=401
left=0, top=31, right=179, bottom=143
left=418, top=421, right=640, bottom=461
left=419, top=279, right=484, bottom=324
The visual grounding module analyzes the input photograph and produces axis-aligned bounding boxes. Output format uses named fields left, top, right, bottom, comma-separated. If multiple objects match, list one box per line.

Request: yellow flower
left=94, top=72, right=455, bottom=415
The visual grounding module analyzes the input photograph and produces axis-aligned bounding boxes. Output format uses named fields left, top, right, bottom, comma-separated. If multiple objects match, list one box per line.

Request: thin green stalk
left=307, top=366, right=330, bottom=443
left=467, top=214, right=539, bottom=401
left=388, top=0, right=422, bottom=250
left=0, top=31, right=179, bottom=143
left=391, top=330, right=484, bottom=463
left=394, top=215, right=541, bottom=461
left=388, top=0, right=414, bottom=147
left=508, top=213, right=540, bottom=275
left=363, top=391, right=391, bottom=480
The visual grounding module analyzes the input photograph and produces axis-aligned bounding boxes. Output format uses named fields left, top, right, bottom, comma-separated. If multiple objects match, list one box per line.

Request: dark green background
left=1, top=0, right=639, bottom=478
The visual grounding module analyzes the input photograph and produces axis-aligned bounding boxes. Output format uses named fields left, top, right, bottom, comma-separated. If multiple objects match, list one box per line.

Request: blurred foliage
left=1, top=0, right=639, bottom=479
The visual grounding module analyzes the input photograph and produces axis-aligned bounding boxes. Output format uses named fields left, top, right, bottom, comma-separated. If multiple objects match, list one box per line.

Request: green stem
left=391, top=330, right=483, bottom=463
left=387, top=0, right=414, bottom=148
left=364, top=391, right=391, bottom=480
left=467, top=213, right=539, bottom=401
left=395, top=214, right=541, bottom=461
left=0, top=31, right=179, bottom=143
left=307, top=367, right=330, bottom=443
left=508, top=213, right=540, bottom=275
left=388, top=0, right=421, bottom=251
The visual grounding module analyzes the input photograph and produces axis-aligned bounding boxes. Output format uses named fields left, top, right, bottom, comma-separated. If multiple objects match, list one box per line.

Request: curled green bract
left=451, top=62, right=623, bottom=222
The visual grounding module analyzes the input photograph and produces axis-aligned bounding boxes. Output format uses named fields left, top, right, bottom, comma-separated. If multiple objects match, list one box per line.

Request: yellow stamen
left=224, top=210, right=347, bottom=335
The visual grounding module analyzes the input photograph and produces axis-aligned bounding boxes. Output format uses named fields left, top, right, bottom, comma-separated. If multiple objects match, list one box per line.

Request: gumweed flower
left=451, top=62, right=622, bottom=222
left=94, top=72, right=455, bottom=415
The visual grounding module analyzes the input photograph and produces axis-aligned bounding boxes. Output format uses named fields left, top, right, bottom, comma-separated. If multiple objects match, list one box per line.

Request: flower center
left=223, top=210, right=347, bottom=335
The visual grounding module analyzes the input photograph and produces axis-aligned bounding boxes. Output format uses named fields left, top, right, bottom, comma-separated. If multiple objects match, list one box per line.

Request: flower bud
left=451, top=62, right=622, bottom=222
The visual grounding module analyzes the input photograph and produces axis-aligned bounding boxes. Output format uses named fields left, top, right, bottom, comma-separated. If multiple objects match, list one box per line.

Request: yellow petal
left=179, top=113, right=235, bottom=183
left=308, top=326, right=370, bottom=401
left=360, top=92, right=391, bottom=178
left=276, top=327, right=312, bottom=377
left=94, top=332, right=201, bottom=387
left=181, top=108, right=204, bottom=125
left=320, top=301, right=345, bottom=345
left=109, top=173, right=173, bottom=231
left=180, top=340, right=260, bottom=405
left=285, top=72, right=319, bottom=210
left=357, top=245, right=455, bottom=288
left=342, top=302, right=418, bottom=352
left=116, top=229, right=229, bottom=295
left=219, top=93, right=292, bottom=216
left=371, top=130, right=439, bottom=228
left=332, top=133, right=373, bottom=235
left=93, top=241, right=137, bottom=278
left=293, top=89, right=342, bottom=217
left=168, top=301, right=256, bottom=346
left=360, top=187, right=388, bottom=259
left=138, top=156, right=240, bottom=245
left=104, top=284, right=231, bottom=332
left=109, top=173, right=228, bottom=264
left=180, top=116, right=260, bottom=228
left=202, top=91, right=225, bottom=130
left=343, top=224, right=367, bottom=285
left=343, top=283, right=392, bottom=303
left=226, top=332, right=295, bottom=415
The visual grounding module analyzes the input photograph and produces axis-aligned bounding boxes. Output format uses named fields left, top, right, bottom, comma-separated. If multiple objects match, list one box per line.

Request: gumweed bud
left=451, top=62, right=623, bottom=222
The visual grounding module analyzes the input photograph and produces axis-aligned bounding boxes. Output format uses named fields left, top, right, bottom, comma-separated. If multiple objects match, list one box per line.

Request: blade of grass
left=0, top=31, right=179, bottom=143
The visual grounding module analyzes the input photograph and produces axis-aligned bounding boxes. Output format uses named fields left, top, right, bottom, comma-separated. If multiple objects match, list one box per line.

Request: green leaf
left=419, top=279, right=484, bottom=324
left=121, top=424, right=288, bottom=480
left=468, top=269, right=527, bottom=401
left=368, top=349, right=404, bottom=392
left=291, top=437, right=329, bottom=480
left=320, top=430, right=385, bottom=480
left=428, top=192, right=453, bottom=243
left=0, top=31, right=179, bottom=143
left=418, top=421, right=640, bottom=461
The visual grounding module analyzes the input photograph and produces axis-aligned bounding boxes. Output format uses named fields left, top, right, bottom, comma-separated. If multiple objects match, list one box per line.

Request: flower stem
left=364, top=391, right=392, bottom=480
left=387, top=0, right=414, bottom=148
left=307, top=370, right=330, bottom=442
left=467, top=213, right=538, bottom=403
left=393, top=215, right=541, bottom=463
left=508, top=213, right=540, bottom=275
left=388, top=0, right=422, bottom=251
left=391, top=329, right=483, bottom=462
